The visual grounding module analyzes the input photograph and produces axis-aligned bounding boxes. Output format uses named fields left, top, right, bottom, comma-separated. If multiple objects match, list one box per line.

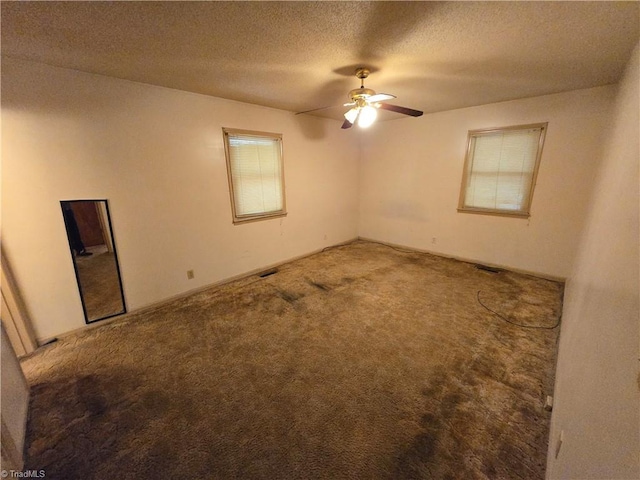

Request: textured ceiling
left=1, top=1, right=638, bottom=121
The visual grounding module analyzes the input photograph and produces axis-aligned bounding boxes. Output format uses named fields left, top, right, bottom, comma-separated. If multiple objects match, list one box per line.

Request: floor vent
left=259, top=268, right=278, bottom=278
left=475, top=264, right=502, bottom=273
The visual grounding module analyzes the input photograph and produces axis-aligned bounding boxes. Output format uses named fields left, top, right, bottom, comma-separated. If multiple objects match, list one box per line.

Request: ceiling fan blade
left=378, top=103, right=424, bottom=117
left=295, top=105, right=339, bottom=115
left=341, top=119, right=353, bottom=129
left=367, top=93, right=396, bottom=103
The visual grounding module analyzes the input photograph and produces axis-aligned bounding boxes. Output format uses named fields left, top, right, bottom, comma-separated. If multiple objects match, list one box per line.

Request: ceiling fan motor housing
left=349, top=87, right=376, bottom=103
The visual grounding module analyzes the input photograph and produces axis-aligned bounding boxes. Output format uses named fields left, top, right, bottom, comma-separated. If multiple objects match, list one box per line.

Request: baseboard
left=357, top=236, right=567, bottom=283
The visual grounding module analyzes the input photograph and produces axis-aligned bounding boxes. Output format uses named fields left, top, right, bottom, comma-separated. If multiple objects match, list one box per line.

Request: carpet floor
left=21, top=240, right=563, bottom=479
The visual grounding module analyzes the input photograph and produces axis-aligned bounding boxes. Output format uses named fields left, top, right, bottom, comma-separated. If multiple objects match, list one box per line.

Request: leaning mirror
left=61, top=200, right=126, bottom=323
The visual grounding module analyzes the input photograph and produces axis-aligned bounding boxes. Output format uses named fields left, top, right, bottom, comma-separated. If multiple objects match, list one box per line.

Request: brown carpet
left=21, top=240, right=562, bottom=479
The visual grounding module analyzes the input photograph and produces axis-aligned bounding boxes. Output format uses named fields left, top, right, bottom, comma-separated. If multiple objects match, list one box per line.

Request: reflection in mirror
left=61, top=200, right=126, bottom=323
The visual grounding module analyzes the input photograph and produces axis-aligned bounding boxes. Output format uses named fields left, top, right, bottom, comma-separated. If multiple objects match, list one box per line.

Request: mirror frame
left=60, top=199, right=126, bottom=324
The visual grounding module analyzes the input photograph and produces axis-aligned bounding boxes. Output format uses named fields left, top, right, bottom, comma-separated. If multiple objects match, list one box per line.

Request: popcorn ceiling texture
left=21, top=241, right=562, bottom=479
left=2, top=2, right=637, bottom=119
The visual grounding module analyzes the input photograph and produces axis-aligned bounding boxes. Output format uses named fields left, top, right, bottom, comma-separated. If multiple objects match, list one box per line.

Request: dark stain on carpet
left=275, top=289, right=304, bottom=303
left=75, top=375, right=108, bottom=417
left=395, top=431, right=439, bottom=478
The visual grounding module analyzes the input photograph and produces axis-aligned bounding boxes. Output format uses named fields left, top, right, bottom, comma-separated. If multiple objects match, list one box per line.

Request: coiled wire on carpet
left=322, top=240, right=562, bottom=330
left=476, top=290, right=561, bottom=330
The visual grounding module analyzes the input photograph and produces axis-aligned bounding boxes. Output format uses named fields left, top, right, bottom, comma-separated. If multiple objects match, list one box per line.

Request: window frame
left=222, top=127, right=287, bottom=225
left=457, top=122, right=548, bottom=218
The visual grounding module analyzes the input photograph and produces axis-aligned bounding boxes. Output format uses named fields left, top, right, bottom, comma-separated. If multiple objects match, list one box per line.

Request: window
left=223, top=128, right=286, bottom=224
left=458, top=123, right=547, bottom=218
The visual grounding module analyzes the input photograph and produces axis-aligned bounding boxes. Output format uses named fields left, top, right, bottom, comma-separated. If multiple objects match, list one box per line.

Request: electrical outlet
left=187, top=270, right=194, bottom=279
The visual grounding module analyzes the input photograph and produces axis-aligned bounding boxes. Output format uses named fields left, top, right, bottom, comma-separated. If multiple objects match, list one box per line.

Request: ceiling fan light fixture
left=344, top=107, right=359, bottom=124
left=334, top=68, right=423, bottom=130
left=357, top=105, right=377, bottom=128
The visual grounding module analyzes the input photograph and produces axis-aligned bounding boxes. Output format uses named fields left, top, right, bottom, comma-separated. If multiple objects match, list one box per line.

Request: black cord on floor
left=322, top=241, right=561, bottom=330
left=477, top=290, right=561, bottom=330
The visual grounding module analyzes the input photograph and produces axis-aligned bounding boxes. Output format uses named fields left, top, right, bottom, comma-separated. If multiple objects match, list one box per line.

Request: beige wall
left=546, top=45, right=639, bottom=479
left=1, top=58, right=359, bottom=341
left=358, top=85, right=615, bottom=279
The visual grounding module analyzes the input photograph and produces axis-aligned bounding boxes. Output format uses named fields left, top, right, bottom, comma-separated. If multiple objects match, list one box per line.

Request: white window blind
left=459, top=124, right=546, bottom=217
left=223, top=129, right=286, bottom=223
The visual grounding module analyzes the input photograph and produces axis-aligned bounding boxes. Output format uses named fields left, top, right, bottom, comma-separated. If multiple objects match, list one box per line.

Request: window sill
left=457, top=208, right=530, bottom=219
left=232, top=211, right=287, bottom=225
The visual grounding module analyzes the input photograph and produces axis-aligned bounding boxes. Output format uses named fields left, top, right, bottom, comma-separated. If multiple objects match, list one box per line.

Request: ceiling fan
left=340, top=68, right=423, bottom=129
left=296, top=67, right=423, bottom=129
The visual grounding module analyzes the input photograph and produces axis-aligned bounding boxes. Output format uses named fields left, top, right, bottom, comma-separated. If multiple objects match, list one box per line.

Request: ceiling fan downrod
left=356, top=67, right=370, bottom=86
